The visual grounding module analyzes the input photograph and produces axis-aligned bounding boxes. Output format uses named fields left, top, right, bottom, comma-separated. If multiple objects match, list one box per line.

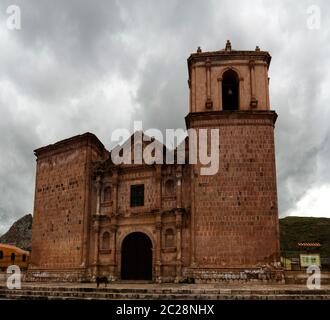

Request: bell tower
left=185, top=41, right=281, bottom=281
left=188, top=40, right=271, bottom=113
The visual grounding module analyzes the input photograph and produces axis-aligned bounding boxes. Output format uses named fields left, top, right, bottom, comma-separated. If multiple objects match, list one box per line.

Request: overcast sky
left=0, top=0, right=329, bottom=235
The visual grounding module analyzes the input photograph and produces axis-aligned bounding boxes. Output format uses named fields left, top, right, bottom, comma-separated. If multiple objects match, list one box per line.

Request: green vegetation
left=280, top=216, right=330, bottom=257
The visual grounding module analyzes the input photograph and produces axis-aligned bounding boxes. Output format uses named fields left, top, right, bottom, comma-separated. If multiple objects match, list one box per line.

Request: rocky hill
left=0, top=214, right=32, bottom=251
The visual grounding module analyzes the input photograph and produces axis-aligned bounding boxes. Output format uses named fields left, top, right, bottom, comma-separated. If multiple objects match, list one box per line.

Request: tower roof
left=187, top=40, right=271, bottom=78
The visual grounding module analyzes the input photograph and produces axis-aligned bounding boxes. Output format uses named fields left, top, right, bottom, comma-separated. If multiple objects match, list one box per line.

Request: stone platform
left=0, top=282, right=330, bottom=300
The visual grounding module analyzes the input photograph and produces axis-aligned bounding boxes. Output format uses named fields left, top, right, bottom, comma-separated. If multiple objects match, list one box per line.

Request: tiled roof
left=0, top=243, right=30, bottom=254
left=298, top=243, right=321, bottom=247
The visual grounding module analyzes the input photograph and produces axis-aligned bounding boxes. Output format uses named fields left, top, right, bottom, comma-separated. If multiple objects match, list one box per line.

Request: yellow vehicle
left=0, top=244, right=30, bottom=271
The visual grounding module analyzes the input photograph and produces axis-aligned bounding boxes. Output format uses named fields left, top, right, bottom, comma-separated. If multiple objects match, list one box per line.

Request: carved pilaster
left=249, top=60, right=258, bottom=108
left=110, top=223, right=118, bottom=273
left=112, top=170, right=119, bottom=214
left=155, top=166, right=162, bottom=210
left=95, top=175, right=102, bottom=215
left=175, top=211, right=183, bottom=280
left=193, top=64, right=197, bottom=112
left=205, top=58, right=213, bottom=109
left=217, top=77, right=223, bottom=110
left=155, top=214, right=162, bottom=281
left=93, top=220, right=100, bottom=276
left=176, top=166, right=183, bottom=208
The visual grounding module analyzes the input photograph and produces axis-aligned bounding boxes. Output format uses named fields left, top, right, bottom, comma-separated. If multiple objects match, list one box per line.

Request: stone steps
left=1, top=292, right=330, bottom=300
left=1, top=286, right=330, bottom=300
left=2, top=284, right=330, bottom=294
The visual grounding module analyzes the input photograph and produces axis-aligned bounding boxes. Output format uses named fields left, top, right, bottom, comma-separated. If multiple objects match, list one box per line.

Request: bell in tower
left=222, top=69, right=239, bottom=110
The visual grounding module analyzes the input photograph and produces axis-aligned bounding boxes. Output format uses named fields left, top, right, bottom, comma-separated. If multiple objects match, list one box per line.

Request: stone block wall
left=29, top=133, right=106, bottom=277
left=186, top=111, right=280, bottom=270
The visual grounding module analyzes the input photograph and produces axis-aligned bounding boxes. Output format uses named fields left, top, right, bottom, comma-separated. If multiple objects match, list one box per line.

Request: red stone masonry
left=28, top=42, right=283, bottom=283
left=186, top=111, right=280, bottom=269
left=29, top=133, right=107, bottom=277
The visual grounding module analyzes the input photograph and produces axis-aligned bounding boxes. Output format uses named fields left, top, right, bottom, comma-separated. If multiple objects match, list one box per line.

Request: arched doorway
left=121, top=232, right=153, bottom=280
left=222, top=69, right=239, bottom=110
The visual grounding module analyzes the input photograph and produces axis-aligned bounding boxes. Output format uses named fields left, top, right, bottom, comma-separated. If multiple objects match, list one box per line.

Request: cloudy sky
left=0, top=0, right=329, bottom=235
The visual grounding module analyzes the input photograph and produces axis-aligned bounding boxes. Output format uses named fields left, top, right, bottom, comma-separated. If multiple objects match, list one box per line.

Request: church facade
left=28, top=41, right=282, bottom=283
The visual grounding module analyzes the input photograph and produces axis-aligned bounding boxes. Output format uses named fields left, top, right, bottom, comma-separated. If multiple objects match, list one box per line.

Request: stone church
left=27, top=41, right=282, bottom=282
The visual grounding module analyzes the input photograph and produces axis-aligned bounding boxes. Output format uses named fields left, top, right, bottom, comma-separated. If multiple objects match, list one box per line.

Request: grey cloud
left=0, top=0, right=329, bottom=234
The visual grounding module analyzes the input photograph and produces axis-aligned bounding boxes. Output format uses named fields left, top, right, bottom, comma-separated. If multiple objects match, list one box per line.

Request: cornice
left=34, top=132, right=106, bottom=159
left=185, top=110, right=278, bottom=128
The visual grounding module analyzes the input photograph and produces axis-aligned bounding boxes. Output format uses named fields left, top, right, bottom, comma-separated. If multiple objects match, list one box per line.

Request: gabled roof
left=110, top=131, right=169, bottom=165
left=93, top=131, right=176, bottom=174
